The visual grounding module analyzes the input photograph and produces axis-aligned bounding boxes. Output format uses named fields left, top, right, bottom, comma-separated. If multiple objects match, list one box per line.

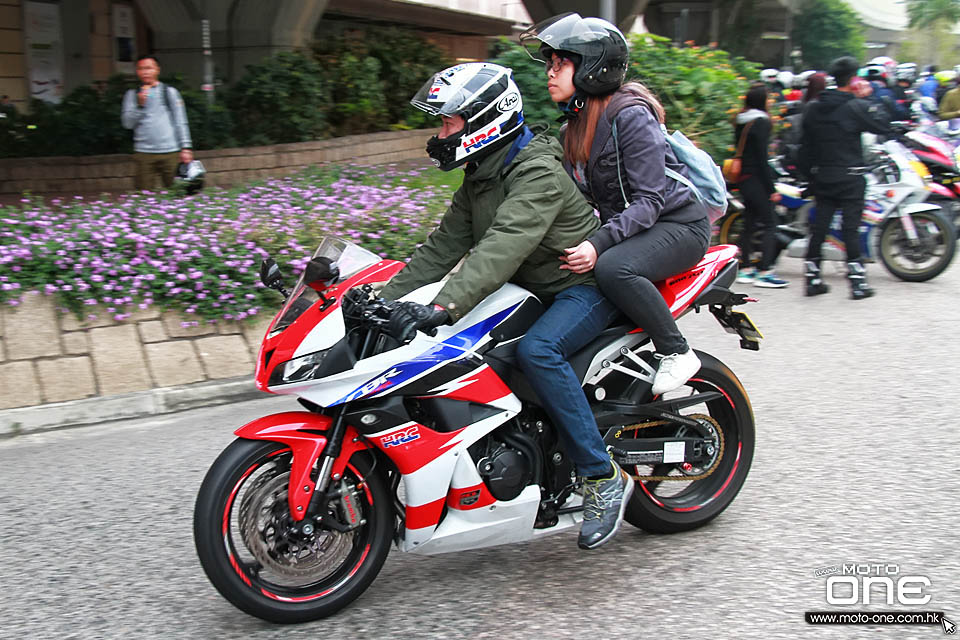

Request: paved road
left=2, top=257, right=958, bottom=640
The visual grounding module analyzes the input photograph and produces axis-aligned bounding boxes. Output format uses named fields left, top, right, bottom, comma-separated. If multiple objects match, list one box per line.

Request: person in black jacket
left=734, top=83, right=787, bottom=287
left=799, top=56, right=892, bottom=299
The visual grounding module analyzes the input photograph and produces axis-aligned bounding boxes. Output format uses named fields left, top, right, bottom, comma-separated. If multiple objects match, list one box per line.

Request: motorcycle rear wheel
left=194, top=438, right=392, bottom=623
left=620, top=351, right=755, bottom=534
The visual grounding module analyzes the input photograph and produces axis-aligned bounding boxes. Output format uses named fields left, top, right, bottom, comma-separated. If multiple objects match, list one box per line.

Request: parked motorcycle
left=778, top=140, right=956, bottom=281
left=715, top=142, right=956, bottom=281
left=901, top=126, right=960, bottom=227
left=193, top=236, right=760, bottom=623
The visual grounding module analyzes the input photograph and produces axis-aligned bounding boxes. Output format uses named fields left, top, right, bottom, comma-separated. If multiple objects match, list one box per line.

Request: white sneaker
left=651, top=350, right=701, bottom=395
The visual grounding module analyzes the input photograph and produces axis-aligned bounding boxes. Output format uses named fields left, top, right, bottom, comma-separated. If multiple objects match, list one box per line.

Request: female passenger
left=519, top=13, right=712, bottom=395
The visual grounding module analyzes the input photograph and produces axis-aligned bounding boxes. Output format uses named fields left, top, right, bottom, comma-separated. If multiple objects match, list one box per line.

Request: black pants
left=594, top=206, right=711, bottom=355
left=806, top=198, right=864, bottom=263
left=738, top=175, right=779, bottom=271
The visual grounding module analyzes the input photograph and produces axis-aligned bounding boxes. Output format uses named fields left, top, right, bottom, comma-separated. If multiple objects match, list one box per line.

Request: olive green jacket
left=380, top=128, right=599, bottom=321
left=939, top=87, right=960, bottom=121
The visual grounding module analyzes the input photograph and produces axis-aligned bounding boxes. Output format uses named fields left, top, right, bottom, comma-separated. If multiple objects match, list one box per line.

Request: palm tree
left=903, top=0, right=960, bottom=67
left=905, top=0, right=960, bottom=29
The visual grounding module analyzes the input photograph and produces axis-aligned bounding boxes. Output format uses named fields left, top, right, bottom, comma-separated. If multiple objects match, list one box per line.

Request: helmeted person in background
left=936, top=76, right=960, bottom=124
left=761, top=68, right=784, bottom=102
left=935, top=70, right=957, bottom=104
left=733, top=83, right=788, bottom=288
left=799, top=56, right=892, bottom=300
left=519, top=12, right=712, bottom=395
left=892, top=66, right=914, bottom=117
left=863, top=65, right=902, bottom=119
left=379, top=62, right=635, bottom=550
left=919, top=66, right=940, bottom=100
left=121, top=54, right=193, bottom=191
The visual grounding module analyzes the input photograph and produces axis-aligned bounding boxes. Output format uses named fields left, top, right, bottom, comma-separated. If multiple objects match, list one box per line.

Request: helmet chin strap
left=558, top=91, right=587, bottom=120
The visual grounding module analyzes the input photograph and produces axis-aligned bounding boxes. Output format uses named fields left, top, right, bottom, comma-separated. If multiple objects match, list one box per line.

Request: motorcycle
left=193, top=236, right=760, bottom=623
left=715, top=142, right=956, bottom=282
left=776, top=139, right=957, bottom=281
left=901, top=125, right=960, bottom=228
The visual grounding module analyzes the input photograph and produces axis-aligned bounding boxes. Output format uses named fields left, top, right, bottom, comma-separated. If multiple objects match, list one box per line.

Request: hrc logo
left=463, top=126, right=500, bottom=151
left=380, top=426, right=421, bottom=448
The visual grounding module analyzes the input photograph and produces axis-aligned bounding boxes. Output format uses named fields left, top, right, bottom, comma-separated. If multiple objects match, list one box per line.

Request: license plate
left=729, top=310, right=763, bottom=341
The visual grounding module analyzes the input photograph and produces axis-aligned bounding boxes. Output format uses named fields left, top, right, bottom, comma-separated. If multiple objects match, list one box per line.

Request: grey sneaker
left=578, top=460, right=635, bottom=550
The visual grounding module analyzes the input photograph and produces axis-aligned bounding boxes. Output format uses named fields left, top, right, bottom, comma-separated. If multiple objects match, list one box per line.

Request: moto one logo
left=497, top=93, right=519, bottom=112
left=825, top=564, right=931, bottom=606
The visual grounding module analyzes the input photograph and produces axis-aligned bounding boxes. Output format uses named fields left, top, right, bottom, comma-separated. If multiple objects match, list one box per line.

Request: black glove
left=388, top=301, right=450, bottom=344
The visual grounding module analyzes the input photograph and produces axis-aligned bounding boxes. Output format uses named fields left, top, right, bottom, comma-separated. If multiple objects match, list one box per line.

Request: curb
left=0, top=377, right=265, bottom=438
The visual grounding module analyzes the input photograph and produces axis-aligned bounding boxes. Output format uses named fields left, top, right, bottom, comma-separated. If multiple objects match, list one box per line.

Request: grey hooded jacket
left=121, top=83, right=192, bottom=153
left=565, top=85, right=706, bottom=256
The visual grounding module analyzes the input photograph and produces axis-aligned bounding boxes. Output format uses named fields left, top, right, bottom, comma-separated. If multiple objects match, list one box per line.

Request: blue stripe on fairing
left=330, top=303, right=520, bottom=405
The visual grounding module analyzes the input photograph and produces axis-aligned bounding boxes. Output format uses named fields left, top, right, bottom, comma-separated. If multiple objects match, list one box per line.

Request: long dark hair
left=804, top=73, right=827, bottom=103
left=563, top=81, right=665, bottom=166
left=743, top=82, right=768, bottom=112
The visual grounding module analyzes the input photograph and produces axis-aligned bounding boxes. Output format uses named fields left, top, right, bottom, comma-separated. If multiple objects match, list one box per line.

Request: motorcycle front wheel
left=619, top=351, right=755, bottom=534
left=194, top=439, right=392, bottom=623
left=879, top=210, right=957, bottom=282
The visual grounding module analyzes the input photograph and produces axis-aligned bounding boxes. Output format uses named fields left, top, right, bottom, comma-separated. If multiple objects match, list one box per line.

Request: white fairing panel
left=287, top=281, right=538, bottom=407
left=292, top=306, right=345, bottom=358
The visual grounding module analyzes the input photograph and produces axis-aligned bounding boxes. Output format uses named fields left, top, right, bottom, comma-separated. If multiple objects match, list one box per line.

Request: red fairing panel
left=657, top=244, right=739, bottom=317
left=254, top=260, right=405, bottom=391
left=234, top=412, right=371, bottom=522
left=370, top=421, right=466, bottom=476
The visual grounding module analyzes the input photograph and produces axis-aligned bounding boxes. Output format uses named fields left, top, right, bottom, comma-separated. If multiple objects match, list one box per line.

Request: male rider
left=379, top=63, right=635, bottom=550
left=799, top=56, right=892, bottom=300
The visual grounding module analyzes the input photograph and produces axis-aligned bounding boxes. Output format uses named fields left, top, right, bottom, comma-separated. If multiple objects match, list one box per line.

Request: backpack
left=611, top=117, right=728, bottom=223
left=780, top=111, right=804, bottom=171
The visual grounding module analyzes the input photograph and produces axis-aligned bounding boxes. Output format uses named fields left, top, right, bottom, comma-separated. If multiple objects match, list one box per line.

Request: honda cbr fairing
left=239, top=238, right=741, bottom=555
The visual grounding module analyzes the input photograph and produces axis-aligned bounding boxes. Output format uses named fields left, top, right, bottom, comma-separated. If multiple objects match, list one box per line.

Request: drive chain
left=612, top=413, right=725, bottom=482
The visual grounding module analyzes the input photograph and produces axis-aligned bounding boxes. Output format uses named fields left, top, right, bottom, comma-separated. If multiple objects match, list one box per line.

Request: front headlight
left=270, top=350, right=330, bottom=386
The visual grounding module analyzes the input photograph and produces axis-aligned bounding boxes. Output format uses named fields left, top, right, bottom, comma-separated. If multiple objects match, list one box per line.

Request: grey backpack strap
left=610, top=118, right=631, bottom=210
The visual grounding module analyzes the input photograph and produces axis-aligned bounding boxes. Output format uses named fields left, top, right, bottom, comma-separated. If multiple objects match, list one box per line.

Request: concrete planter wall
left=0, top=128, right=433, bottom=197
left=0, top=291, right=272, bottom=410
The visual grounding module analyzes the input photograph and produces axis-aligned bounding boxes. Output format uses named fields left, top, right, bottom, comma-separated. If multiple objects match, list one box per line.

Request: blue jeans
left=515, top=285, right=622, bottom=477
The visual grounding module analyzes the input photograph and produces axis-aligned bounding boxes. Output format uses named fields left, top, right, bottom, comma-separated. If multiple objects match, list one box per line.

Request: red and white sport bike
left=194, top=236, right=762, bottom=623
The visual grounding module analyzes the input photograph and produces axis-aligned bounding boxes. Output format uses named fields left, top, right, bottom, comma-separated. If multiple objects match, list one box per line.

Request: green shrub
left=314, top=27, right=452, bottom=134
left=327, top=54, right=387, bottom=135
left=160, top=74, right=236, bottom=150
left=227, top=51, right=330, bottom=145
left=627, top=34, right=758, bottom=163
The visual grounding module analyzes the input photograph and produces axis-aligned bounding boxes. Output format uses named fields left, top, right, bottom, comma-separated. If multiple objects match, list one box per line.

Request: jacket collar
left=465, top=136, right=516, bottom=182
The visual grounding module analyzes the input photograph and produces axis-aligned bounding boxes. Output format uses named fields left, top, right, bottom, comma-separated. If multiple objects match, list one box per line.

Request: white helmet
left=411, top=63, right=525, bottom=171
left=761, top=68, right=779, bottom=83
left=798, top=70, right=817, bottom=86
left=869, top=56, right=897, bottom=77
left=777, top=71, right=795, bottom=89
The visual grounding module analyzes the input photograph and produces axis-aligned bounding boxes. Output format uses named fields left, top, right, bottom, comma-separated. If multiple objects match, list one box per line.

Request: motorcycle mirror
left=304, top=256, right=340, bottom=284
left=259, top=258, right=283, bottom=289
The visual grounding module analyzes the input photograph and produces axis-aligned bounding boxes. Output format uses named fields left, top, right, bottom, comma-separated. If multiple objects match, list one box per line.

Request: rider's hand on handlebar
left=387, top=301, right=450, bottom=344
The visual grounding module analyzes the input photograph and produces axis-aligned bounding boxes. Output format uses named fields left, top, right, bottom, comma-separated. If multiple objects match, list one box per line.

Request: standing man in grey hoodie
left=121, top=54, right=193, bottom=191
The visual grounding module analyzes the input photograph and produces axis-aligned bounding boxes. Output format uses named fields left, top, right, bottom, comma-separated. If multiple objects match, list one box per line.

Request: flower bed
left=0, top=163, right=459, bottom=325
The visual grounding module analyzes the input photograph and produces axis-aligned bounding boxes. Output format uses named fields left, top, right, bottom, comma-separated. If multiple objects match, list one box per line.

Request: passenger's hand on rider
left=387, top=301, right=450, bottom=344
left=559, top=241, right=598, bottom=274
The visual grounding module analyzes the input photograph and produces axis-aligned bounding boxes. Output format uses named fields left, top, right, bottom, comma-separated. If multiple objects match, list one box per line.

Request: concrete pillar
left=132, top=0, right=327, bottom=87
left=61, top=0, right=91, bottom=93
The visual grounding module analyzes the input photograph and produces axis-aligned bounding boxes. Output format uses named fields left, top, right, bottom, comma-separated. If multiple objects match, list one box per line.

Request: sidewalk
left=0, top=375, right=264, bottom=437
